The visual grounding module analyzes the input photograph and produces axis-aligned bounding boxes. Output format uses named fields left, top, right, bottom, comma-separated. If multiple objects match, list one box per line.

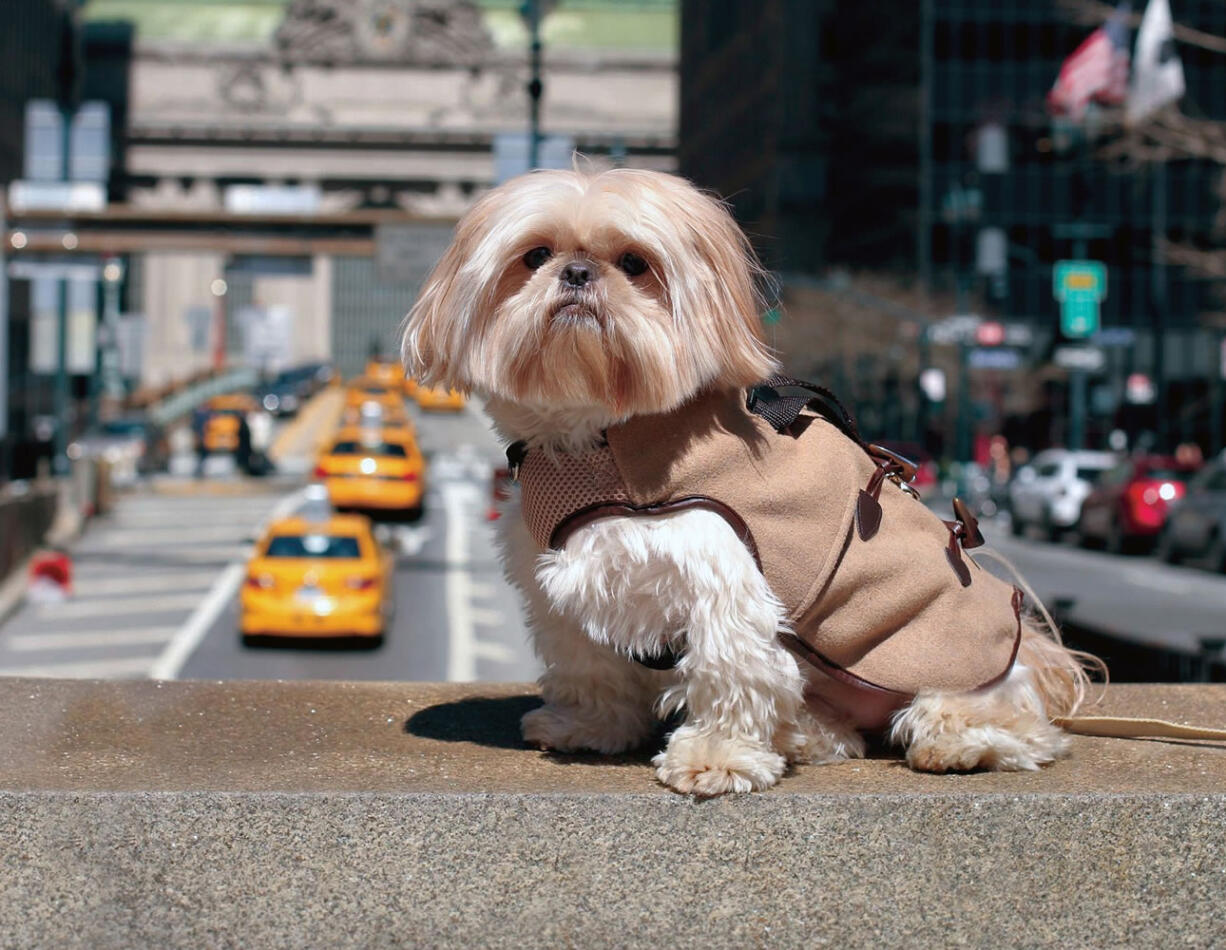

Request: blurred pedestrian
left=1175, top=442, right=1203, bottom=467
left=236, top=412, right=253, bottom=475
left=192, top=407, right=209, bottom=479
left=245, top=409, right=274, bottom=477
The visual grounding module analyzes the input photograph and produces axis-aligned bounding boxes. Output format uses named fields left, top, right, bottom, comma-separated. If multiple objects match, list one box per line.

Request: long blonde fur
left=403, top=167, right=1104, bottom=792
left=403, top=168, right=777, bottom=416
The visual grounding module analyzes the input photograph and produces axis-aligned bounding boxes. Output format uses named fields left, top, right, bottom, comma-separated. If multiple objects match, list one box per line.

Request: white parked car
left=1009, top=449, right=1118, bottom=539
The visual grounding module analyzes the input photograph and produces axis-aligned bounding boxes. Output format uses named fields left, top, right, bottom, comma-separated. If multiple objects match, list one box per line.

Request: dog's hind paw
left=652, top=728, right=785, bottom=796
left=521, top=703, right=651, bottom=755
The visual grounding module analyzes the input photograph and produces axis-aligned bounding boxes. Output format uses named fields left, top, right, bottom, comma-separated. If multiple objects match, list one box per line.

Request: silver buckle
left=887, top=471, right=920, bottom=499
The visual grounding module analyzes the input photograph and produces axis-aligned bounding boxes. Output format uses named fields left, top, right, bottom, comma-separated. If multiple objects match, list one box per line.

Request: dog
left=403, top=166, right=1101, bottom=795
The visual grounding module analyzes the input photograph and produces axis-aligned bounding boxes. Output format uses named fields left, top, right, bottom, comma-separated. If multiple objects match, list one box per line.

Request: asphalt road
left=179, top=398, right=537, bottom=683
left=4, top=397, right=1224, bottom=683
left=977, top=520, right=1226, bottom=655
left=0, top=396, right=538, bottom=684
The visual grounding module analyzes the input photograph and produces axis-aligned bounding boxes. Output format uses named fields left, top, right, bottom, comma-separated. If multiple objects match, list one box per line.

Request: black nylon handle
left=748, top=375, right=862, bottom=444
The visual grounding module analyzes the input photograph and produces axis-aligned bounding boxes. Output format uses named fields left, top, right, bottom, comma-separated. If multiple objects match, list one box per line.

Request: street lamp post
left=97, top=258, right=125, bottom=417
left=52, top=6, right=81, bottom=477
left=211, top=276, right=229, bottom=371
left=521, top=0, right=545, bottom=170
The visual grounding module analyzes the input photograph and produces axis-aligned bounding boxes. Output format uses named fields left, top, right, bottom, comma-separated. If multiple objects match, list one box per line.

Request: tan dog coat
left=515, top=386, right=1022, bottom=729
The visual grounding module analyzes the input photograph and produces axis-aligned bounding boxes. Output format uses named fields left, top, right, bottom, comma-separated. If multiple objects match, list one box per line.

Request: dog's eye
left=523, top=247, right=552, bottom=270
left=617, top=252, right=648, bottom=277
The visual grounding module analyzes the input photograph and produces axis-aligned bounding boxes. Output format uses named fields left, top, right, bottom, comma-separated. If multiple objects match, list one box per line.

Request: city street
left=979, top=522, right=1226, bottom=656
left=975, top=519, right=1226, bottom=652
left=4, top=389, right=1225, bottom=684
left=0, top=395, right=537, bottom=684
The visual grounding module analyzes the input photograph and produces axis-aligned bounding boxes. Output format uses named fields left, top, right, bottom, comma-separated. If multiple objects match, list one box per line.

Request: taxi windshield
left=265, top=534, right=362, bottom=559
left=330, top=440, right=407, bottom=458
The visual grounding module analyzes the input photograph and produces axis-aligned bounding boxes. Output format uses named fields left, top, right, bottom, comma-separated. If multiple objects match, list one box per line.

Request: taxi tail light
left=246, top=573, right=276, bottom=591
left=402, top=470, right=418, bottom=482
left=345, top=576, right=377, bottom=591
left=313, top=464, right=328, bottom=479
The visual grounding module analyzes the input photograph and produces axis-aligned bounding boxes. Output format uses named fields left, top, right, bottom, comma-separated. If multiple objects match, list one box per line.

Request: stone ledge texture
left=1, top=678, right=1225, bottom=948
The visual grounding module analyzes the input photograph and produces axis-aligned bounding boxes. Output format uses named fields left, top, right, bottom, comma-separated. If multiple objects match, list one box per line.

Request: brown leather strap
left=1054, top=715, right=1226, bottom=741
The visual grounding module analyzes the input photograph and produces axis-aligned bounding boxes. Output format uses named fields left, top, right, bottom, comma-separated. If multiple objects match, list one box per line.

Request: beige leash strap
left=1055, top=715, right=1226, bottom=741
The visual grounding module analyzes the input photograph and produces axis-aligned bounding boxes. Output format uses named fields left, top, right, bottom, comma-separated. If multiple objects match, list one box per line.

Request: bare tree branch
left=1059, top=0, right=1226, bottom=55
left=1161, top=238, right=1226, bottom=277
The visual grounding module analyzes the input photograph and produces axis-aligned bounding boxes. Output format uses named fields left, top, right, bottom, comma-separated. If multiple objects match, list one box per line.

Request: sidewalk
left=268, top=385, right=345, bottom=467
left=1, top=677, right=1224, bottom=947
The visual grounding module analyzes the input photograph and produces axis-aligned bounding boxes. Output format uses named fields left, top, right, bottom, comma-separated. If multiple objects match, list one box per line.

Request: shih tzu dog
left=403, top=167, right=1099, bottom=795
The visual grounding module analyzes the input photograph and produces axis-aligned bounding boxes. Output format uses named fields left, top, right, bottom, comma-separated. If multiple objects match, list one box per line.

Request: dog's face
left=403, top=168, right=777, bottom=416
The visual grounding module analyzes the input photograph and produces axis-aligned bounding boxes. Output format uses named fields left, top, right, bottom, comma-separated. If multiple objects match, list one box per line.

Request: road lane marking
left=393, top=526, right=432, bottom=556
left=472, top=640, right=515, bottom=663
left=469, top=606, right=505, bottom=627
left=149, top=563, right=245, bottom=681
left=0, top=656, right=158, bottom=679
left=149, top=485, right=309, bottom=681
left=1121, top=569, right=1194, bottom=595
left=86, top=525, right=259, bottom=545
left=443, top=481, right=481, bottom=682
left=72, top=544, right=253, bottom=563
left=36, top=592, right=206, bottom=619
left=8, top=626, right=179, bottom=652
left=69, top=571, right=220, bottom=597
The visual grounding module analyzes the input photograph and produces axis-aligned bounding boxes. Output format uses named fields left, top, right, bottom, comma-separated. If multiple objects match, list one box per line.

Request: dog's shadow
left=404, top=695, right=664, bottom=765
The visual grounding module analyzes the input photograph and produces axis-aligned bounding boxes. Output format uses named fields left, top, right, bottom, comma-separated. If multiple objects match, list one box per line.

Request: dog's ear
left=401, top=231, right=467, bottom=390
left=650, top=176, right=778, bottom=388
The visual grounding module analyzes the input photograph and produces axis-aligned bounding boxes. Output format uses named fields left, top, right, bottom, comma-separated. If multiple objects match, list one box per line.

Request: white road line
left=148, top=485, right=309, bottom=681
left=1121, top=569, right=1194, bottom=595
left=472, top=640, right=515, bottom=663
left=36, top=592, right=206, bottom=619
left=116, top=503, right=276, bottom=518
left=0, top=656, right=158, bottom=679
left=95, top=518, right=267, bottom=533
left=149, top=563, right=244, bottom=681
left=70, top=571, right=219, bottom=597
left=393, top=525, right=433, bottom=556
left=443, top=481, right=481, bottom=682
left=469, top=606, right=505, bottom=627
left=73, top=544, right=252, bottom=562
left=8, top=626, right=178, bottom=652
left=261, top=486, right=312, bottom=525
left=86, top=525, right=257, bottom=545
left=468, top=581, right=497, bottom=600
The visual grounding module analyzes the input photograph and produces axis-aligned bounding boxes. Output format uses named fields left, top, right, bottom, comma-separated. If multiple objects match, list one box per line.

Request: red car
left=1077, top=456, right=1201, bottom=553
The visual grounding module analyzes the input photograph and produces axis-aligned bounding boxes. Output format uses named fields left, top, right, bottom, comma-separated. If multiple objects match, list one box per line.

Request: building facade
left=680, top=0, right=1226, bottom=456
left=96, top=0, right=677, bottom=383
left=2, top=0, right=678, bottom=478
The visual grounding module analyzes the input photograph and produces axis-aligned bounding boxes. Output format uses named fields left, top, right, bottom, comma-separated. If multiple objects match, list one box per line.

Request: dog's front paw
left=521, top=703, right=650, bottom=754
left=652, top=728, right=785, bottom=796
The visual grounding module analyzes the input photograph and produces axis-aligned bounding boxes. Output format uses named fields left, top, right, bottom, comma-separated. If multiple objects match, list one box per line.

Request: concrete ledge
left=2, top=679, right=1225, bottom=947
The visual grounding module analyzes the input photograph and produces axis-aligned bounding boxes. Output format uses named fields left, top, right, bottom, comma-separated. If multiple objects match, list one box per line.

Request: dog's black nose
left=560, top=262, right=593, bottom=288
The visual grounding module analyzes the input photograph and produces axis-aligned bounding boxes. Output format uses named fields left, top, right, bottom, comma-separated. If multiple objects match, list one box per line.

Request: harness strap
left=747, top=375, right=862, bottom=444
left=1054, top=715, right=1226, bottom=742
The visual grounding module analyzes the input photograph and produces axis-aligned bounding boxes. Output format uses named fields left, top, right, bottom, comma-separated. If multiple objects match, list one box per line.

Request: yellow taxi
left=202, top=393, right=258, bottom=452
left=413, top=385, right=466, bottom=412
left=240, top=513, right=392, bottom=641
left=340, top=398, right=411, bottom=432
left=344, top=377, right=404, bottom=412
left=365, top=358, right=406, bottom=391
left=403, top=377, right=420, bottom=398
left=314, top=426, right=425, bottom=518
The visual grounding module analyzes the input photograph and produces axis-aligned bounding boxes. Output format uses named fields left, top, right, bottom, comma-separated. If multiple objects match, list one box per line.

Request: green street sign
left=1053, top=260, right=1107, bottom=338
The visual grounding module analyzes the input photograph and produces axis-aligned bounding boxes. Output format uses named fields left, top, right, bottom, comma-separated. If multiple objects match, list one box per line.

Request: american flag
left=1048, top=3, right=1132, bottom=118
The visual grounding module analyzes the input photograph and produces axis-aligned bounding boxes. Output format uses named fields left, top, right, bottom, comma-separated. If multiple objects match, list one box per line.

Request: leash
left=1053, top=715, right=1226, bottom=741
